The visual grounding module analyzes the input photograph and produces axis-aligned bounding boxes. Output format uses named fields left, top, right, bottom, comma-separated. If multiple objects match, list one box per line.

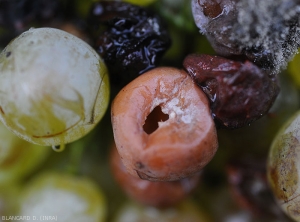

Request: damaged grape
left=88, top=1, right=171, bottom=87
left=183, top=54, right=280, bottom=129
left=191, top=0, right=300, bottom=75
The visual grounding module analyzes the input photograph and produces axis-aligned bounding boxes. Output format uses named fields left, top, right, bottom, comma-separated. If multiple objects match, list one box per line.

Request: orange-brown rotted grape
left=111, top=67, right=218, bottom=181
left=110, top=143, right=200, bottom=208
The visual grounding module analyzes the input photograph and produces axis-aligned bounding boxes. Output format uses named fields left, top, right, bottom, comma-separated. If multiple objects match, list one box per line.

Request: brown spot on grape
left=0, top=106, right=5, bottom=115
left=199, top=0, right=223, bottom=18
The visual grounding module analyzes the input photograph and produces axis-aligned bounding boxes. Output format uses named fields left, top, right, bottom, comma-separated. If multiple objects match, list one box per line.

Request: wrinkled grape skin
left=88, top=1, right=171, bottom=87
left=183, top=54, right=280, bottom=129
left=111, top=67, right=218, bottom=181
left=267, top=111, right=300, bottom=221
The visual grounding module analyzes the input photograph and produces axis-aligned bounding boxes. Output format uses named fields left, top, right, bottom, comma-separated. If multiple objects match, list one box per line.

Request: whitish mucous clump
left=192, top=0, right=300, bottom=74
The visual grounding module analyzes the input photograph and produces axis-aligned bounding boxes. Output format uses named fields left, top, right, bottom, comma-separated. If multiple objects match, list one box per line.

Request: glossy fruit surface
left=111, top=67, right=218, bottom=181
left=183, top=54, right=280, bottom=129
left=89, top=1, right=171, bottom=87
left=0, top=27, right=110, bottom=147
left=267, top=111, right=300, bottom=221
left=19, top=172, right=106, bottom=222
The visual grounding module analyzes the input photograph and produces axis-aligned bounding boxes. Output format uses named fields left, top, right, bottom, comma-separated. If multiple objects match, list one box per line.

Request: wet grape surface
left=183, top=54, right=280, bottom=129
left=88, top=1, right=171, bottom=87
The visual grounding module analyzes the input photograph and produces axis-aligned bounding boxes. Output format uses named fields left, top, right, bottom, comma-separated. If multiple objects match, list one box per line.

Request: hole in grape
left=143, top=106, right=169, bottom=134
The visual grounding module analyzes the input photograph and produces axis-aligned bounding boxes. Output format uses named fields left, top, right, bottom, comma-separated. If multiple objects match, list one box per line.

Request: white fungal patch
left=192, top=0, right=300, bottom=74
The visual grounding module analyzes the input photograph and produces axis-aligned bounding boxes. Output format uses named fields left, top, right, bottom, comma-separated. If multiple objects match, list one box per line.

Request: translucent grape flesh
left=0, top=28, right=110, bottom=146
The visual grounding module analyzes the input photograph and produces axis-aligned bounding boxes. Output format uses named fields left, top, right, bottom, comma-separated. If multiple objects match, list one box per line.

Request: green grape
left=267, top=110, right=300, bottom=221
left=19, top=172, right=106, bottom=222
left=0, top=122, right=49, bottom=185
left=0, top=28, right=110, bottom=148
left=113, top=200, right=211, bottom=222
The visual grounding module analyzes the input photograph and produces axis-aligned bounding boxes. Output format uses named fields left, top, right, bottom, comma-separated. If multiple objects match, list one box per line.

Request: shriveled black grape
left=191, top=0, right=300, bottom=75
left=183, top=54, right=280, bottom=129
left=88, top=1, right=171, bottom=87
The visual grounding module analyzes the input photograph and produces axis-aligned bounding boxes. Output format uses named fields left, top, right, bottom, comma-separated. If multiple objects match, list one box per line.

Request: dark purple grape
left=183, top=54, right=280, bottom=129
left=88, top=1, right=171, bottom=87
left=191, top=0, right=300, bottom=75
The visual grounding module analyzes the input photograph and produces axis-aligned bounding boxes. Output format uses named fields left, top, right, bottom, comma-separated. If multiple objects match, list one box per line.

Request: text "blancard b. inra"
left=2, top=215, right=58, bottom=221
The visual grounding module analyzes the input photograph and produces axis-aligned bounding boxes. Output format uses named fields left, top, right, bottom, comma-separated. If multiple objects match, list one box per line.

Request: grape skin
left=267, top=111, right=300, bottom=221
left=0, top=28, right=110, bottom=147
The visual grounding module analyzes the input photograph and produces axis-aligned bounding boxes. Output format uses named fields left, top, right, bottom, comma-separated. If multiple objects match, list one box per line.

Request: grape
left=88, top=1, right=171, bottom=87
left=0, top=27, right=110, bottom=147
left=19, top=172, right=106, bottom=222
left=191, top=0, right=300, bottom=74
left=0, top=121, right=49, bottom=185
left=110, top=143, right=200, bottom=207
left=267, top=111, right=300, bottom=221
left=111, top=67, right=218, bottom=181
left=183, top=54, right=279, bottom=129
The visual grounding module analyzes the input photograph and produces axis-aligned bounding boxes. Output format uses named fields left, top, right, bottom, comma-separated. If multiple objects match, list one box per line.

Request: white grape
left=0, top=27, right=110, bottom=147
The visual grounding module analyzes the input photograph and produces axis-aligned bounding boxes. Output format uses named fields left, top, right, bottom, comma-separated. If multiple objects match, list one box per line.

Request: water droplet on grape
left=52, top=144, right=65, bottom=152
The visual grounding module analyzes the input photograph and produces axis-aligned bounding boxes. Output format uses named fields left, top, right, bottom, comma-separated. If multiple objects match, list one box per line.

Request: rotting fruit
left=111, top=67, right=218, bottom=181
left=0, top=27, right=110, bottom=149
left=110, top=142, right=200, bottom=208
left=88, top=1, right=171, bottom=87
left=191, top=0, right=300, bottom=74
left=183, top=54, right=280, bottom=129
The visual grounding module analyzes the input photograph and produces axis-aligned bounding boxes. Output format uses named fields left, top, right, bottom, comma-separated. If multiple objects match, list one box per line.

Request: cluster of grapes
left=0, top=0, right=299, bottom=221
